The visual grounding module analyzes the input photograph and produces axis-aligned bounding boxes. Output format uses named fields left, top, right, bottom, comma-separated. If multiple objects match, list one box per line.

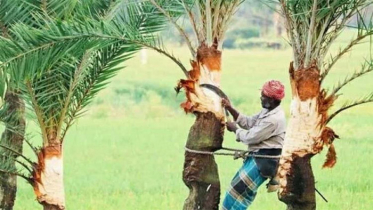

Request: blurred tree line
left=161, top=1, right=373, bottom=50
left=161, top=0, right=285, bottom=50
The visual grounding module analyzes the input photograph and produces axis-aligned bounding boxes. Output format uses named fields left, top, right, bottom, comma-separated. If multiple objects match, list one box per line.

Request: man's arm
left=222, top=98, right=239, bottom=120
left=225, top=105, right=239, bottom=121
left=222, top=98, right=260, bottom=129
left=235, top=113, right=260, bottom=130
left=235, top=121, right=275, bottom=145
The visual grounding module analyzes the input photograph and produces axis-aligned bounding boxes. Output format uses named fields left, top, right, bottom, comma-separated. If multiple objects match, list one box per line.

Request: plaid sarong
left=222, top=157, right=267, bottom=210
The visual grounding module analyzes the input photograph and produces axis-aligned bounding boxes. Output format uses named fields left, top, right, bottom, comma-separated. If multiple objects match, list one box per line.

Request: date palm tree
left=272, top=0, right=373, bottom=209
left=0, top=0, right=66, bottom=208
left=131, top=1, right=246, bottom=209
left=24, top=1, right=246, bottom=209
left=0, top=0, right=167, bottom=209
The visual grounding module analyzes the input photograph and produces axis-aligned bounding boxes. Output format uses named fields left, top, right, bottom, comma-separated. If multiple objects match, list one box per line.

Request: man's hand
left=222, top=98, right=232, bottom=109
left=226, top=122, right=238, bottom=132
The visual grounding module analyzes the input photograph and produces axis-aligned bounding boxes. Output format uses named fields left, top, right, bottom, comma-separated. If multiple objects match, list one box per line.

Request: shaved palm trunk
left=33, top=144, right=65, bottom=210
left=179, top=43, right=225, bottom=210
left=0, top=91, right=25, bottom=210
left=277, top=63, right=337, bottom=210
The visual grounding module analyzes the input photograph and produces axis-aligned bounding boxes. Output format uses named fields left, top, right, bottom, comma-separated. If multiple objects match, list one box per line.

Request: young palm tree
left=133, top=1, right=245, bottom=209
left=0, top=1, right=47, bottom=208
left=21, top=1, right=243, bottom=208
left=0, top=1, right=107, bottom=208
left=2, top=1, right=250, bottom=209
left=274, top=0, right=373, bottom=209
left=0, top=1, right=167, bottom=209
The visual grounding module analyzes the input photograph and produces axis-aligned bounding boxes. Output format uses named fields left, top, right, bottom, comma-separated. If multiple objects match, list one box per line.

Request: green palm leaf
left=0, top=0, right=171, bottom=143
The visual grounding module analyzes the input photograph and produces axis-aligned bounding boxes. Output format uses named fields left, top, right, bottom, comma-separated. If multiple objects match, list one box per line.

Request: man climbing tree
left=221, top=80, right=286, bottom=210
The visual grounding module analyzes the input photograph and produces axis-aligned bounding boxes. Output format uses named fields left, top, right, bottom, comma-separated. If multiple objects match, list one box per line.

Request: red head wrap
left=262, top=80, right=285, bottom=100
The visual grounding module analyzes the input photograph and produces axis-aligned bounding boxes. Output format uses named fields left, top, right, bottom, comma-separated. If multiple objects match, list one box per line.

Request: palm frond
left=279, top=0, right=373, bottom=70
left=330, top=59, right=373, bottom=96
left=24, top=0, right=79, bottom=20
left=0, top=154, right=33, bottom=174
left=321, top=16, right=373, bottom=81
left=126, top=34, right=189, bottom=77
left=0, top=144, right=34, bottom=165
left=0, top=69, right=6, bottom=100
left=149, top=0, right=196, bottom=57
left=24, top=137, right=38, bottom=156
left=0, top=0, right=171, bottom=143
left=0, top=169, right=31, bottom=183
left=327, top=93, right=373, bottom=124
left=150, top=0, right=244, bottom=54
left=0, top=0, right=36, bottom=31
left=61, top=43, right=138, bottom=140
left=197, top=0, right=245, bottom=48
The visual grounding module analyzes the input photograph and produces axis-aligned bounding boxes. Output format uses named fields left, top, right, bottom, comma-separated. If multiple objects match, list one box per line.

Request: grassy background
left=13, top=30, right=373, bottom=209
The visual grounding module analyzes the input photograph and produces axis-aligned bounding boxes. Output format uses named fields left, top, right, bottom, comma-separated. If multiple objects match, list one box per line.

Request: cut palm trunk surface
left=277, top=63, right=337, bottom=210
left=33, top=145, right=65, bottom=210
left=277, top=1, right=373, bottom=208
left=179, top=44, right=225, bottom=210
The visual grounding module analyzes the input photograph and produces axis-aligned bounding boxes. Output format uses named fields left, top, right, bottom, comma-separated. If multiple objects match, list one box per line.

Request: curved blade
left=200, top=84, right=229, bottom=100
left=200, top=84, right=231, bottom=121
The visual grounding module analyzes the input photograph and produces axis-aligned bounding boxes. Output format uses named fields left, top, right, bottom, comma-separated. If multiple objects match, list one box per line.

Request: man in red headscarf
left=221, top=80, right=286, bottom=210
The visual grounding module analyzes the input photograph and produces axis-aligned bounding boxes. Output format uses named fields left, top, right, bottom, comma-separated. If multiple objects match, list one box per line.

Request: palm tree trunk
left=277, top=94, right=319, bottom=210
left=33, top=144, right=65, bottom=210
left=183, top=112, right=224, bottom=210
left=181, top=43, right=225, bottom=210
left=43, top=203, right=64, bottom=210
left=277, top=63, right=331, bottom=210
left=278, top=154, right=316, bottom=210
left=0, top=91, right=26, bottom=210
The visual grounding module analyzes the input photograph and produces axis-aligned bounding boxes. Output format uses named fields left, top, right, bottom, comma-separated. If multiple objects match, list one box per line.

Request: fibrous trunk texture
left=177, top=43, right=224, bottom=117
left=183, top=112, right=224, bottom=210
left=179, top=43, right=225, bottom=210
left=279, top=154, right=316, bottom=210
left=43, top=203, right=64, bottom=210
left=33, top=144, right=65, bottom=210
left=0, top=91, right=25, bottom=210
left=277, top=62, right=338, bottom=209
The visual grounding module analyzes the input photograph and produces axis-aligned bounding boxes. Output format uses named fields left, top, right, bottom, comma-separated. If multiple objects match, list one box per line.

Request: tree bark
left=42, top=203, right=64, bottom=210
left=279, top=154, right=316, bottom=210
left=0, top=91, right=26, bottom=210
left=183, top=112, right=224, bottom=210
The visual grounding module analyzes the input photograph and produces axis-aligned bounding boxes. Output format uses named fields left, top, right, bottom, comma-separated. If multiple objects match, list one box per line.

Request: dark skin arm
left=226, top=121, right=238, bottom=133
left=222, top=98, right=239, bottom=133
left=222, top=98, right=239, bottom=121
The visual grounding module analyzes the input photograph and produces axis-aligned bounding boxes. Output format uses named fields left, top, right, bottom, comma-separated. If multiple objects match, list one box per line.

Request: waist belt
left=249, top=149, right=282, bottom=157
left=250, top=149, right=282, bottom=178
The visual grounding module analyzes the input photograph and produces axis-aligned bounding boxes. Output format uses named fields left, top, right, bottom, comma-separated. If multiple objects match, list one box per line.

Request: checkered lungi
left=222, top=157, right=267, bottom=210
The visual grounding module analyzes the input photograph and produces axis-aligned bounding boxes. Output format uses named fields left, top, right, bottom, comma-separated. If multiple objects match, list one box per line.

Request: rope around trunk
left=184, top=147, right=281, bottom=159
left=184, top=147, right=328, bottom=202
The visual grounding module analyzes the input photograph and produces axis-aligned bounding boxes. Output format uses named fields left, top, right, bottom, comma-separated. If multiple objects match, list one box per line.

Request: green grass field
left=13, top=30, right=373, bottom=210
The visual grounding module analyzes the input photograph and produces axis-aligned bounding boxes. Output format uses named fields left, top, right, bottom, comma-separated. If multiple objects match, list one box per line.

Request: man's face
left=260, top=92, right=272, bottom=109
